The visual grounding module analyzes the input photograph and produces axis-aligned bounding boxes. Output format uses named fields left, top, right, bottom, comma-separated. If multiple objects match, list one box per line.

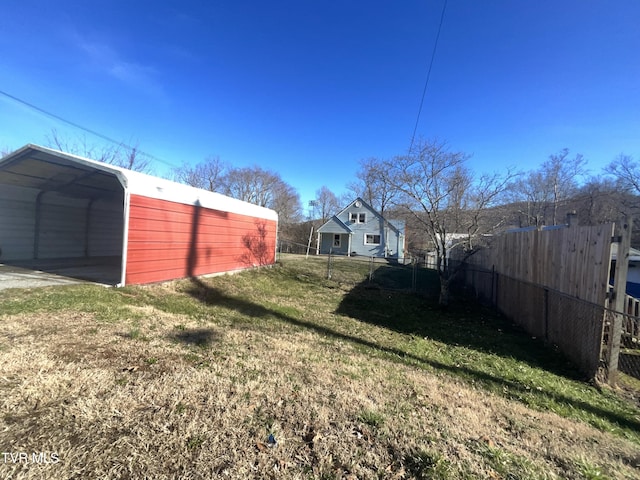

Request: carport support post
left=608, top=216, right=632, bottom=385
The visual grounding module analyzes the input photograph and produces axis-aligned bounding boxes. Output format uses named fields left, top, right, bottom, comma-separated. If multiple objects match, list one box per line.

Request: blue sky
left=1, top=0, right=639, bottom=207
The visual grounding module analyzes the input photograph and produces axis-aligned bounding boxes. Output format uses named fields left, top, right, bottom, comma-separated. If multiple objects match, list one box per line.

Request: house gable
left=336, top=198, right=379, bottom=227
left=317, top=216, right=352, bottom=234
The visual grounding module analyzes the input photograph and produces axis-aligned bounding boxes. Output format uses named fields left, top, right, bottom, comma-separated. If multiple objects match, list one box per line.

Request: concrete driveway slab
left=0, top=264, right=88, bottom=290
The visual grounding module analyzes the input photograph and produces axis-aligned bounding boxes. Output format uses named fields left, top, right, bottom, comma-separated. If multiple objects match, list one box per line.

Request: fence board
left=462, top=222, right=615, bottom=379
left=468, top=223, right=614, bottom=306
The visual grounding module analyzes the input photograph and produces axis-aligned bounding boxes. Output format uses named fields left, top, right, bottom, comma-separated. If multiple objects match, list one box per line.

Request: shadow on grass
left=371, top=262, right=441, bottom=296
left=181, top=201, right=638, bottom=437
left=182, top=276, right=640, bottom=437
left=170, top=328, right=219, bottom=348
left=336, top=281, right=579, bottom=378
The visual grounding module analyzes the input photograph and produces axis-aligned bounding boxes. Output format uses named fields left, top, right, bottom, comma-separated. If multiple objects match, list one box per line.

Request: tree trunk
left=438, top=275, right=450, bottom=307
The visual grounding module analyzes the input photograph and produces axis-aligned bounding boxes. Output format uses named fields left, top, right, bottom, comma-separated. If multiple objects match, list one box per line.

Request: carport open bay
left=0, top=257, right=121, bottom=290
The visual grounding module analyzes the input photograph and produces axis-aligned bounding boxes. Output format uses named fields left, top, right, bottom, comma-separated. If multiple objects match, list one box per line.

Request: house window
left=365, top=234, right=381, bottom=245
left=333, top=234, right=341, bottom=247
left=350, top=213, right=366, bottom=223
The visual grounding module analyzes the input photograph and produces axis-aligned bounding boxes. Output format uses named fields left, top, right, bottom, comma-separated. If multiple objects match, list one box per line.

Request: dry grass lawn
left=1, top=258, right=639, bottom=479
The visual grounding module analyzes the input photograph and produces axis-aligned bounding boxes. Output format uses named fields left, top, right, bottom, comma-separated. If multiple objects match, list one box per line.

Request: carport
left=0, top=145, right=126, bottom=285
left=0, top=144, right=278, bottom=287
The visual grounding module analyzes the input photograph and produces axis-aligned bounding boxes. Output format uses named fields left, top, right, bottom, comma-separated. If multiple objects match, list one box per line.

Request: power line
left=409, top=0, right=448, bottom=152
left=0, top=89, right=179, bottom=169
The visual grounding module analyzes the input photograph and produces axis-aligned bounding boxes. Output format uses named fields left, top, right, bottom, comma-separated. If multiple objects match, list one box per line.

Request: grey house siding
left=317, top=216, right=351, bottom=255
left=319, top=233, right=348, bottom=255
left=347, top=209, right=384, bottom=256
left=317, top=198, right=405, bottom=258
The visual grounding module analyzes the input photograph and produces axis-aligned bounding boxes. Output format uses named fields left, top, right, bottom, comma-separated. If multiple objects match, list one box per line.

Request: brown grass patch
left=1, top=302, right=639, bottom=479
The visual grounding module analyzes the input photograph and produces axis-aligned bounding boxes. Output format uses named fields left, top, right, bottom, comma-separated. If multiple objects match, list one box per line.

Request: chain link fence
left=604, top=307, right=640, bottom=383
left=276, top=251, right=640, bottom=383
left=325, top=253, right=438, bottom=294
left=278, top=239, right=318, bottom=256
left=276, top=250, right=440, bottom=298
left=458, top=262, right=640, bottom=383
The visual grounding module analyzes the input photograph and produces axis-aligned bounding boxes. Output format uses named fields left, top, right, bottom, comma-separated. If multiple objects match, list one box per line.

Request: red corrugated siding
left=125, top=195, right=277, bottom=284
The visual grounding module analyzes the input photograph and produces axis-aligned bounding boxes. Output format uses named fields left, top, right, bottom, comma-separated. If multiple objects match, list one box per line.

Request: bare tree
left=349, top=157, right=397, bottom=215
left=385, top=138, right=514, bottom=306
left=172, top=156, right=227, bottom=191
left=222, top=166, right=285, bottom=207
left=312, top=186, right=341, bottom=223
left=507, top=149, right=586, bottom=226
left=172, top=159, right=302, bottom=224
left=607, top=153, right=640, bottom=195
left=270, top=181, right=303, bottom=226
left=1, top=145, right=13, bottom=158
left=507, top=170, right=549, bottom=227
left=544, top=149, right=587, bottom=225
left=46, top=129, right=151, bottom=173
left=576, top=176, right=627, bottom=225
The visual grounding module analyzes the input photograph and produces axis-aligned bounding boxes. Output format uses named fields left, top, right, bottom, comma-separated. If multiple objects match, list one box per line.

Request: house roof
left=0, top=144, right=278, bottom=221
left=317, top=197, right=404, bottom=235
left=610, top=243, right=640, bottom=262
left=317, top=216, right=352, bottom=234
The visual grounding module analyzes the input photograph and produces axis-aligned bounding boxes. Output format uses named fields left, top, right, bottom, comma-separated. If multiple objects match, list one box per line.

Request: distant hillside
left=395, top=190, right=640, bottom=254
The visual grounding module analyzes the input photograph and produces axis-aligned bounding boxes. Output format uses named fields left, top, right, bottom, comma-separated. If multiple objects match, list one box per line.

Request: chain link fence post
left=544, top=287, right=549, bottom=341
left=490, top=265, right=495, bottom=305
left=412, top=259, right=418, bottom=293
left=368, top=256, right=374, bottom=283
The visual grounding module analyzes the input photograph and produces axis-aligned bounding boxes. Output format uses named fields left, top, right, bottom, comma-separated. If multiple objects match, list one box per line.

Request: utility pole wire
left=409, top=0, right=448, bottom=153
left=0, top=89, right=178, bottom=169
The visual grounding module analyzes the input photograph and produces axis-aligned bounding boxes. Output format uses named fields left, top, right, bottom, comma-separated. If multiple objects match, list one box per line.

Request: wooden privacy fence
left=459, top=218, right=622, bottom=380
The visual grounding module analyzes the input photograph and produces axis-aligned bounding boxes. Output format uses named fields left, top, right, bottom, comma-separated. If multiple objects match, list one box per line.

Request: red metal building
left=0, top=145, right=278, bottom=286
